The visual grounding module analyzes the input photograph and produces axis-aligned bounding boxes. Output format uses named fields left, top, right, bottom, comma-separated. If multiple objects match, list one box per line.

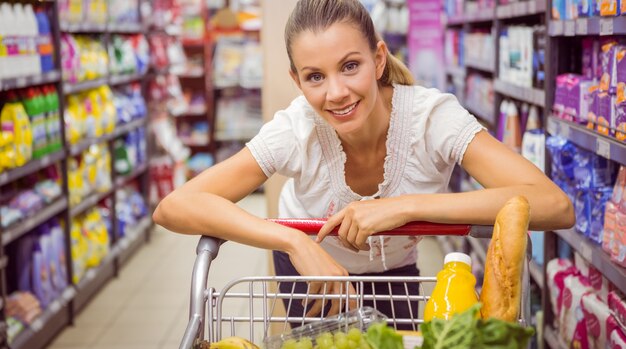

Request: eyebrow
left=299, top=51, right=362, bottom=73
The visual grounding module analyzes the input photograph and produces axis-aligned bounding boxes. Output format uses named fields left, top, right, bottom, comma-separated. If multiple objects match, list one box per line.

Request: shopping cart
left=179, top=219, right=533, bottom=349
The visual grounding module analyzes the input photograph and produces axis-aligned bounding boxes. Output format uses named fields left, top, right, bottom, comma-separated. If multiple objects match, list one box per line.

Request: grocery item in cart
left=479, top=196, right=530, bottom=322
left=423, top=252, right=478, bottom=321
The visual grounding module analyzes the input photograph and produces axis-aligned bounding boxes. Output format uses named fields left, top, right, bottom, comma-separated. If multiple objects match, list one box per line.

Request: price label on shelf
left=596, top=138, right=611, bottom=159
left=31, top=318, right=44, bottom=332
left=600, top=18, right=614, bottom=35
left=62, top=287, right=76, bottom=302
left=547, top=119, right=557, bottom=135
left=16, top=77, right=27, bottom=87
left=576, top=19, right=588, bottom=35
left=41, top=155, right=50, bottom=166
left=551, top=21, right=565, bottom=36
left=0, top=172, right=8, bottom=184
left=565, top=21, right=576, bottom=36
left=85, top=269, right=96, bottom=281
left=49, top=300, right=61, bottom=314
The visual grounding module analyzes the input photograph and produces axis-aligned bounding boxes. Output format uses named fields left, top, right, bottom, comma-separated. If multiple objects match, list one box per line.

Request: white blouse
left=246, top=84, right=484, bottom=274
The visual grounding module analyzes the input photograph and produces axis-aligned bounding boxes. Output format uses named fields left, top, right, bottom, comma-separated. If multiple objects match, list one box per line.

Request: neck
left=339, top=85, right=393, bottom=154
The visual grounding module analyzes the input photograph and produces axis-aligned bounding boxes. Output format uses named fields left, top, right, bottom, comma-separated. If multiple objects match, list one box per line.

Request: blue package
left=31, top=238, right=53, bottom=308
left=49, top=220, right=68, bottom=292
left=589, top=187, right=613, bottom=244
left=575, top=188, right=592, bottom=237
left=547, top=136, right=578, bottom=181
left=39, top=225, right=59, bottom=301
left=574, top=149, right=616, bottom=188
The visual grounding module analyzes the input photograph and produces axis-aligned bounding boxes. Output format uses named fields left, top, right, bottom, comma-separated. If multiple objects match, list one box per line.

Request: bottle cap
left=444, top=252, right=472, bottom=266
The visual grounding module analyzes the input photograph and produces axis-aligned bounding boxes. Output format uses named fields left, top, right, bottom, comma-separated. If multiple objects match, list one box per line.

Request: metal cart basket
left=179, top=219, right=533, bottom=349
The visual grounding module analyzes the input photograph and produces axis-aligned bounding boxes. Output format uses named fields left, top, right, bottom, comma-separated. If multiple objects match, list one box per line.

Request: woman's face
left=289, top=22, right=387, bottom=136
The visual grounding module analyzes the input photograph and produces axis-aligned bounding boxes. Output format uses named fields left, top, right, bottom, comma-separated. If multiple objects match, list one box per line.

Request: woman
left=153, top=0, right=574, bottom=323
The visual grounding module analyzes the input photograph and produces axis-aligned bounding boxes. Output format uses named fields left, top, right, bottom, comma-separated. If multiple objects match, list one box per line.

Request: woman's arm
left=318, top=131, right=575, bottom=250
left=153, top=148, right=353, bottom=298
left=403, top=130, right=575, bottom=230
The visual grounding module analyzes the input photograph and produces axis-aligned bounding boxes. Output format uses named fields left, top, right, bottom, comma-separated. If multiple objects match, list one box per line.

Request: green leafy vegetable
left=365, top=322, right=404, bottom=349
left=420, top=303, right=480, bottom=349
left=419, top=304, right=535, bottom=349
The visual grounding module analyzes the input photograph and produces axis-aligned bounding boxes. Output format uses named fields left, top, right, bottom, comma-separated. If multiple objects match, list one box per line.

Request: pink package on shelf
left=547, top=258, right=578, bottom=324
left=604, top=201, right=619, bottom=255
left=611, top=327, right=626, bottom=348
left=559, top=274, right=593, bottom=348
left=613, top=208, right=626, bottom=266
left=608, top=291, right=626, bottom=327
left=597, top=91, right=615, bottom=136
left=581, top=293, right=620, bottom=349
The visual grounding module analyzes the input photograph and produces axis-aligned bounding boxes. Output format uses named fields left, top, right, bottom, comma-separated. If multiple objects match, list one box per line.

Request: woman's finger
left=317, top=211, right=344, bottom=243
left=346, top=224, right=362, bottom=251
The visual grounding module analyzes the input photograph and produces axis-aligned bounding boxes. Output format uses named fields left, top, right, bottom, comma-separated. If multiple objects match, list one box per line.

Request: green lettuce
left=365, top=322, right=404, bottom=349
left=420, top=304, right=535, bottom=349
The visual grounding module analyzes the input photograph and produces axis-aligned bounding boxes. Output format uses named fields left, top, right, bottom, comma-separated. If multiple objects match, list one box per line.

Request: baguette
left=479, top=195, right=530, bottom=322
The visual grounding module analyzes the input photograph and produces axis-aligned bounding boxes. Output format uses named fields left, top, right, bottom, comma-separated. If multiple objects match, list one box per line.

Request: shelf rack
left=0, top=3, right=154, bottom=348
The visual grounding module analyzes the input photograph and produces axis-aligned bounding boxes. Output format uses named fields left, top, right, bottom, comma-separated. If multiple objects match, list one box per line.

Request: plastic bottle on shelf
left=35, top=7, right=54, bottom=73
left=24, top=4, right=42, bottom=76
left=503, top=101, right=522, bottom=153
left=44, top=85, right=62, bottom=153
left=12, top=3, right=28, bottom=77
left=497, top=99, right=510, bottom=142
left=1, top=3, right=18, bottom=78
left=0, top=7, right=7, bottom=80
left=21, top=88, right=48, bottom=159
left=0, top=93, right=33, bottom=167
left=424, top=252, right=479, bottom=321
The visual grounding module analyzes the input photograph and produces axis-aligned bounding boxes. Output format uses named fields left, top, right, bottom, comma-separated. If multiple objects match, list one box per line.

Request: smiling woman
left=152, top=0, right=574, bottom=329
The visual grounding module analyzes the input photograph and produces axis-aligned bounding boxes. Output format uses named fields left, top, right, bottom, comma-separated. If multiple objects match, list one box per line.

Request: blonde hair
left=285, top=0, right=414, bottom=86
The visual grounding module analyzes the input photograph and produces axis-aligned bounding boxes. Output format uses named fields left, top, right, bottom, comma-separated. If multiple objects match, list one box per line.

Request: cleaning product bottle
left=24, top=4, right=41, bottom=76
left=13, top=3, right=28, bottom=77
left=44, top=85, right=62, bottom=153
left=0, top=6, right=7, bottom=79
left=424, top=252, right=479, bottom=321
left=21, top=88, right=47, bottom=159
left=1, top=93, right=32, bottom=167
left=35, top=7, right=54, bottom=73
left=520, top=102, right=530, bottom=135
left=1, top=3, right=17, bottom=78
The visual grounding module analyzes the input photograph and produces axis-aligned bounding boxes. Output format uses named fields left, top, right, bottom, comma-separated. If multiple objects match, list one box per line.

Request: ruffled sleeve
left=246, top=96, right=312, bottom=178
left=424, top=92, right=485, bottom=167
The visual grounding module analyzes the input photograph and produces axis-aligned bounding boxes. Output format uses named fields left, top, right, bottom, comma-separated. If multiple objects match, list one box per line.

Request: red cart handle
left=268, top=218, right=492, bottom=237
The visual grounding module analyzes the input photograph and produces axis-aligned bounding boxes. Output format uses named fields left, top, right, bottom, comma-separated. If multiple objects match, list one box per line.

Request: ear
left=375, top=41, right=388, bottom=80
left=289, top=69, right=302, bottom=89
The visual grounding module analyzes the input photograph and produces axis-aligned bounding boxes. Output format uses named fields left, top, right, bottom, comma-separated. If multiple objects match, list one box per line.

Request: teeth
left=332, top=102, right=357, bottom=115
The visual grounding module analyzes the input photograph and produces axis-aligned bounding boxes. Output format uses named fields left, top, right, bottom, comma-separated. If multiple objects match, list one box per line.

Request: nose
left=326, top=76, right=349, bottom=104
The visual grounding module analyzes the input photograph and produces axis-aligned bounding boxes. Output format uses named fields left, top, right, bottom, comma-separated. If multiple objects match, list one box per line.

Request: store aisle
left=47, top=194, right=270, bottom=349
left=47, top=194, right=443, bottom=349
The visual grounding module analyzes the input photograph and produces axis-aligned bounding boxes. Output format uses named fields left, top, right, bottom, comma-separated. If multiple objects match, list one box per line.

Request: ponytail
left=380, top=50, right=414, bottom=86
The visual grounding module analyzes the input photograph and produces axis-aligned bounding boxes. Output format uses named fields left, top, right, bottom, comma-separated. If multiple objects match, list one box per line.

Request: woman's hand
left=316, top=197, right=409, bottom=251
left=287, top=233, right=357, bottom=316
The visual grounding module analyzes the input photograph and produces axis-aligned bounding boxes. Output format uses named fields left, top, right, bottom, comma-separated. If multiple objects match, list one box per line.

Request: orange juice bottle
left=424, top=252, right=479, bottom=321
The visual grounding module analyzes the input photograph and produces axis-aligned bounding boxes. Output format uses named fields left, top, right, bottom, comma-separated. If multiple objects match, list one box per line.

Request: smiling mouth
left=329, top=101, right=359, bottom=116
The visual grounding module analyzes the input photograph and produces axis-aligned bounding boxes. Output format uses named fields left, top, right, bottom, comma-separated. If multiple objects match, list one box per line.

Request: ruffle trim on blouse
left=312, top=84, right=415, bottom=205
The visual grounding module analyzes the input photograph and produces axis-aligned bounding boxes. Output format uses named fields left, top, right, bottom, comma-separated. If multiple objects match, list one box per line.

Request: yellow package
left=1, top=102, right=32, bottom=167
left=69, top=217, right=88, bottom=284
left=65, top=95, right=85, bottom=144
left=86, top=90, right=104, bottom=138
left=97, top=86, right=117, bottom=134
left=0, top=131, right=15, bottom=173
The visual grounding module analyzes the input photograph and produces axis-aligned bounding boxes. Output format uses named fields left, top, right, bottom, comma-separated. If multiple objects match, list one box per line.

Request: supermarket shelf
left=547, top=117, right=626, bottom=166
left=446, top=65, right=466, bottom=79
left=107, top=22, right=145, bottom=34
left=0, top=255, right=7, bottom=270
left=10, top=287, right=76, bottom=349
left=74, top=252, right=116, bottom=313
left=0, top=150, right=66, bottom=187
left=109, top=72, right=146, bottom=85
left=494, top=79, right=545, bottom=107
left=68, top=136, right=107, bottom=157
left=69, top=189, right=113, bottom=218
left=464, top=7, right=496, bottom=24
left=63, top=77, right=108, bottom=95
left=464, top=100, right=496, bottom=125
left=110, top=117, right=147, bottom=140
left=116, top=163, right=148, bottom=188
left=553, top=228, right=626, bottom=294
left=463, top=58, right=495, bottom=73
left=116, top=216, right=152, bottom=267
left=497, top=0, right=547, bottom=19
left=544, top=325, right=567, bottom=349
left=447, top=14, right=465, bottom=26
left=59, top=22, right=107, bottom=33
left=2, top=197, right=68, bottom=246
left=529, top=259, right=544, bottom=290
left=0, top=70, right=61, bottom=92
left=549, top=17, right=626, bottom=36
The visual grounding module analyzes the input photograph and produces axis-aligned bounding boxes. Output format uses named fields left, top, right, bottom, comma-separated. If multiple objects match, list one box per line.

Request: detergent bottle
left=424, top=252, right=479, bottom=321
left=1, top=93, right=32, bottom=167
